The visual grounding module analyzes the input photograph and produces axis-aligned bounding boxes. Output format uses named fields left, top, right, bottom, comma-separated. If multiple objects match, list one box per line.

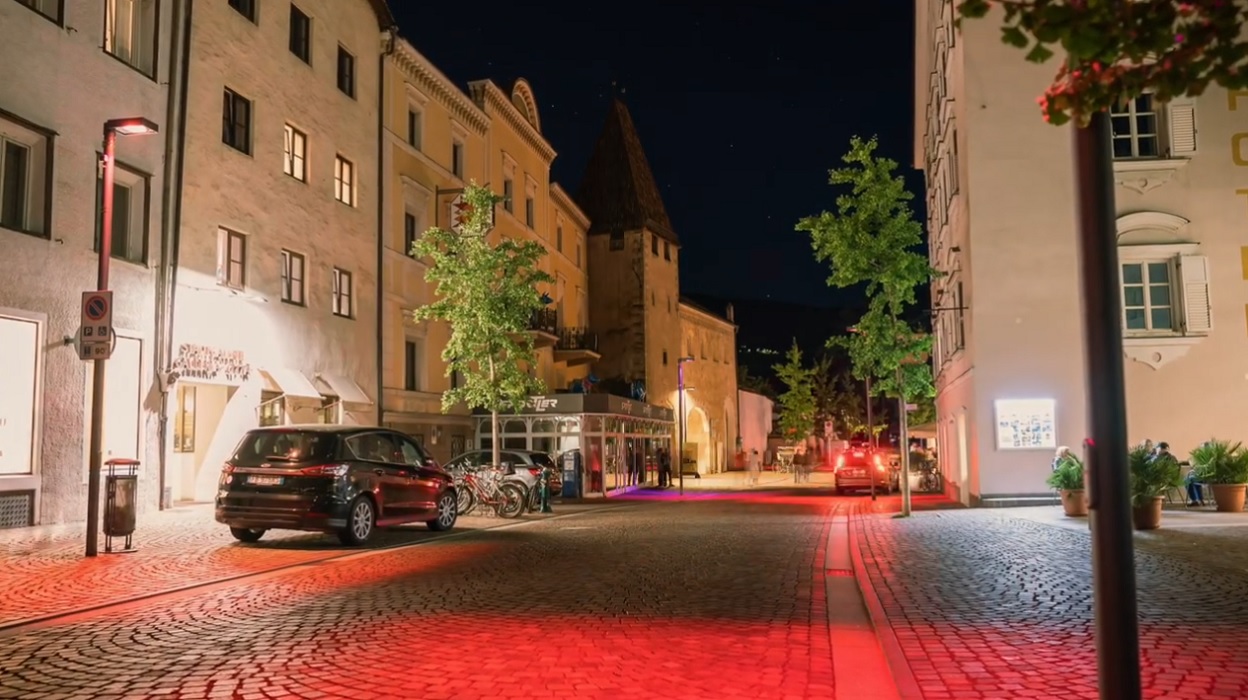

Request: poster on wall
left=0, top=316, right=39, bottom=475
left=994, top=398, right=1057, bottom=450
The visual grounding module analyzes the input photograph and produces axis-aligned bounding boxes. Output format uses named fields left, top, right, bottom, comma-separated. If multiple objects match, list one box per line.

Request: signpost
left=79, top=291, right=114, bottom=360
left=447, top=191, right=495, bottom=237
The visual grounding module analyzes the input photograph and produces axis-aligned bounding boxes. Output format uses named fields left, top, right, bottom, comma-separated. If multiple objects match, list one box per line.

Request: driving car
left=443, top=449, right=562, bottom=500
left=214, top=425, right=457, bottom=546
left=833, top=447, right=899, bottom=495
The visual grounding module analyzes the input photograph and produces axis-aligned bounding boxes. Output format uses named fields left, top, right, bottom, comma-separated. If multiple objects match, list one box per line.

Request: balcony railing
left=529, top=308, right=558, bottom=336
left=557, top=327, right=599, bottom=353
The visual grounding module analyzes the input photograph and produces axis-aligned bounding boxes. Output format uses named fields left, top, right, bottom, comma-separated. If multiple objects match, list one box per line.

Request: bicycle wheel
left=457, top=487, right=476, bottom=516
left=496, top=483, right=526, bottom=519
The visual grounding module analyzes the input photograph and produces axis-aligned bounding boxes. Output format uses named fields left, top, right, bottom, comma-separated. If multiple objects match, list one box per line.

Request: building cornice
left=391, top=40, right=490, bottom=135
left=467, top=80, right=557, bottom=164
left=679, top=301, right=737, bottom=331
left=550, top=183, right=590, bottom=229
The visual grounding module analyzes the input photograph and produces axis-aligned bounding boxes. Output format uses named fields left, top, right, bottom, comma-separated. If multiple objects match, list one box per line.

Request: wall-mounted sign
left=994, top=398, right=1056, bottom=450
left=171, top=344, right=250, bottom=383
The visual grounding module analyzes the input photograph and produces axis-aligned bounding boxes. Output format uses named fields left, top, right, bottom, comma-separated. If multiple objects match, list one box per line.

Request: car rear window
left=231, top=430, right=339, bottom=466
left=530, top=453, right=556, bottom=469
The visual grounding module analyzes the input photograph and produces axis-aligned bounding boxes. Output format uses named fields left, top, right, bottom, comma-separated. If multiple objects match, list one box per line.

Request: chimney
left=725, top=303, right=735, bottom=322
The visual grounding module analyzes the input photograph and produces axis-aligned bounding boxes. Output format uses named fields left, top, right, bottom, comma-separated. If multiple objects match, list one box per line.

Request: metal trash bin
left=104, top=458, right=140, bottom=553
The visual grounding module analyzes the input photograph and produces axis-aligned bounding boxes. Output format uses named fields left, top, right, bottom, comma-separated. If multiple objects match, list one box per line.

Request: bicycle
left=450, top=465, right=526, bottom=518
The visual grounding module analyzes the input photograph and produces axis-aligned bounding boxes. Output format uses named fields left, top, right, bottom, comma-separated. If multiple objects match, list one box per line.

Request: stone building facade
left=916, top=0, right=1243, bottom=505
left=678, top=300, right=739, bottom=473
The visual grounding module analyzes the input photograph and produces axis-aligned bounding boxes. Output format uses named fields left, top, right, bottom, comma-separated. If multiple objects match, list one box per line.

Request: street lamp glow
left=106, top=117, right=159, bottom=136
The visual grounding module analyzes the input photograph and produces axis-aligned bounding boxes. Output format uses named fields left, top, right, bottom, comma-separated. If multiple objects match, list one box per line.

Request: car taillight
left=528, top=468, right=542, bottom=477
left=300, top=464, right=349, bottom=477
left=219, top=464, right=235, bottom=485
left=873, top=454, right=882, bottom=466
left=835, top=455, right=845, bottom=470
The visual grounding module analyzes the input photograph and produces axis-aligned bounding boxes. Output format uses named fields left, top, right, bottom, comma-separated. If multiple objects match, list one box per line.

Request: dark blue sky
left=396, top=0, right=917, bottom=309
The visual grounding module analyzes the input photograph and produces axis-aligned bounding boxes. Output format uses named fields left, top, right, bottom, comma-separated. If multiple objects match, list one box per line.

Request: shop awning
left=909, top=422, right=938, bottom=439
left=316, top=373, right=374, bottom=405
left=259, top=367, right=322, bottom=399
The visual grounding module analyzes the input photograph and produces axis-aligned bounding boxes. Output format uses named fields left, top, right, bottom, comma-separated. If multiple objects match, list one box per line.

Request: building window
left=173, top=384, right=195, bottom=452
left=289, top=5, right=311, bottom=63
left=217, top=228, right=246, bottom=289
left=503, top=178, right=514, bottom=213
left=556, top=225, right=563, bottom=253
left=1110, top=94, right=1160, bottom=159
left=228, top=0, right=254, bottom=21
left=404, top=339, right=421, bottom=391
left=575, top=243, right=581, bottom=268
left=407, top=108, right=422, bottom=150
left=104, top=0, right=157, bottom=76
left=336, top=45, right=356, bottom=98
left=664, top=241, right=671, bottom=261
left=16, top=0, right=62, bottom=22
left=663, top=350, right=668, bottom=366
left=259, top=391, right=284, bottom=427
left=404, top=211, right=417, bottom=255
left=334, top=155, right=355, bottom=206
left=451, top=367, right=461, bottom=389
left=283, top=124, right=306, bottom=182
left=318, top=396, right=339, bottom=424
left=652, top=233, right=659, bottom=255
left=280, top=249, right=305, bottom=305
left=1121, top=261, right=1175, bottom=332
left=451, top=140, right=464, bottom=178
left=609, top=229, right=624, bottom=250
left=332, top=268, right=353, bottom=318
left=94, top=159, right=149, bottom=264
left=222, top=88, right=251, bottom=154
left=1, top=116, right=51, bottom=237
left=525, top=196, right=535, bottom=228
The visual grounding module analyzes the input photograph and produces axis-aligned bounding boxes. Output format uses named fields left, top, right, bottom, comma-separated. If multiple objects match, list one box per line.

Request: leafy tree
left=738, top=364, right=775, bottom=398
left=956, top=0, right=1248, bottom=127
left=412, top=183, right=553, bottom=468
left=908, top=395, right=937, bottom=427
left=772, top=340, right=817, bottom=442
left=796, top=136, right=935, bottom=407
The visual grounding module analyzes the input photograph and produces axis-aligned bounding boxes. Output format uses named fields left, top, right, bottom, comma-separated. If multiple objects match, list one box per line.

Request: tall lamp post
left=677, top=355, right=694, bottom=496
left=86, top=117, right=159, bottom=558
left=864, top=375, right=876, bottom=501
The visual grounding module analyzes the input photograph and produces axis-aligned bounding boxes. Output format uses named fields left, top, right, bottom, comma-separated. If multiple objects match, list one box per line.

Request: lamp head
left=106, top=117, right=159, bottom=136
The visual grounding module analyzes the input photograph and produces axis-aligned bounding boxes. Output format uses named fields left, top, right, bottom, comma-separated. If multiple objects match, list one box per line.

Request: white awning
left=316, top=373, right=374, bottom=405
left=259, top=367, right=322, bottom=399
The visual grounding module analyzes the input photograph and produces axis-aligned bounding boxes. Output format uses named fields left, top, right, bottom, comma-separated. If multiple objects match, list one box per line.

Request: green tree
left=796, top=136, right=935, bottom=407
left=955, top=0, right=1248, bottom=127
left=772, top=340, right=817, bottom=442
left=412, top=183, right=553, bottom=468
left=737, top=364, right=775, bottom=398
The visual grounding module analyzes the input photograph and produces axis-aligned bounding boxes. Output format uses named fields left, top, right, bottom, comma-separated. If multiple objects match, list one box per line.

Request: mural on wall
left=994, top=399, right=1056, bottom=451
left=171, top=344, right=250, bottom=383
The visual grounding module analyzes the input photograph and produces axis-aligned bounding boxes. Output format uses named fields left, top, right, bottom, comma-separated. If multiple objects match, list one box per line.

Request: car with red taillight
left=833, top=447, right=899, bottom=495
left=215, top=425, right=458, bottom=545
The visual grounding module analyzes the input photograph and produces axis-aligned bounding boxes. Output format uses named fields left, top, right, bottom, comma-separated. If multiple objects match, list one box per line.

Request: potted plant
left=1129, top=444, right=1182, bottom=530
left=1046, top=453, right=1087, bottom=517
left=1190, top=439, right=1248, bottom=512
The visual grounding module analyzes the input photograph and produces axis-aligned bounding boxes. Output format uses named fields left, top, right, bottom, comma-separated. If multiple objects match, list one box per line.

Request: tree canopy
left=773, top=340, right=817, bottom=441
left=796, top=136, right=935, bottom=403
left=956, top=0, right=1248, bottom=126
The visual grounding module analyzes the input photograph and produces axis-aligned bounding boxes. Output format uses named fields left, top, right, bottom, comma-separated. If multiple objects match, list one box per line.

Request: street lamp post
left=86, top=117, right=159, bottom=558
left=677, top=356, right=694, bottom=496
left=865, top=375, right=876, bottom=501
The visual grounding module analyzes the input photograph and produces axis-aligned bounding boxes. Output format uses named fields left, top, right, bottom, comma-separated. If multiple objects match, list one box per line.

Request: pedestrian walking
left=658, top=448, right=671, bottom=488
left=747, top=448, right=761, bottom=486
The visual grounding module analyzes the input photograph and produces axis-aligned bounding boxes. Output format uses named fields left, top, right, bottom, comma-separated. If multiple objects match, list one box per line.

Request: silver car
left=443, top=449, right=562, bottom=500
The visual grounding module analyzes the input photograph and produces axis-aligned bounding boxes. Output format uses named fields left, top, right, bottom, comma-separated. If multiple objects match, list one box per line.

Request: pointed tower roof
left=575, top=98, right=679, bottom=244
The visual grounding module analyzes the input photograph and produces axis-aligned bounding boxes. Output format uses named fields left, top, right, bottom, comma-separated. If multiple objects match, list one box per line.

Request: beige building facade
left=0, top=0, right=176, bottom=526
left=678, top=300, right=739, bottom=474
left=916, top=1, right=1241, bottom=505
left=164, top=0, right=392, bottom=504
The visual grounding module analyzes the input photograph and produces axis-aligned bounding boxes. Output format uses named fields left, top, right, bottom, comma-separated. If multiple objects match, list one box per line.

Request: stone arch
left=685, top=405, right=710, bottom=475
left=1116, top=211, right=1191, bottom=246
left=511, top=78, right=541, bottom=132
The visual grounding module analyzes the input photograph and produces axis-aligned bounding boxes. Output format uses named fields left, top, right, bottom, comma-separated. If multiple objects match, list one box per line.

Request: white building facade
left=164, top=0, right=392, bottom=505
left=917, top=1, right=1244, bottom=506
left=0, top=0, right=175, bottom=526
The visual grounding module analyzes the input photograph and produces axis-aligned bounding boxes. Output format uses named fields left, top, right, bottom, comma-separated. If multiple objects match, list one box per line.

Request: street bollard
left=539, top=469, right=553, bottom=513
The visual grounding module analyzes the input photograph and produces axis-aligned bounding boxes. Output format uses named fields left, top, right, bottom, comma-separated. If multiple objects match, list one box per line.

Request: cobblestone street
left=0, top=491, right=883, bottom=699
left=855, top=498, right=1248, bottom=700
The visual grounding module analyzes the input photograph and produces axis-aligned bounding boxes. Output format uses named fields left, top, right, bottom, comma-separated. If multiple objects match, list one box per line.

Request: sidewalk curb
left=848, top=505, right=924, bottom=700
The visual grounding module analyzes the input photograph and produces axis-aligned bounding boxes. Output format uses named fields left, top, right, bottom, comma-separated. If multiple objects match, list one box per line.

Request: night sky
left=395, top=0, right=917, bottom=311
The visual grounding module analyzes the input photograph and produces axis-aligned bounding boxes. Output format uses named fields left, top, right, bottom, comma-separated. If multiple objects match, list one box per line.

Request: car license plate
left=846, top=469, right=864, bottom=477
left=247, top=475, right=283, bottom=486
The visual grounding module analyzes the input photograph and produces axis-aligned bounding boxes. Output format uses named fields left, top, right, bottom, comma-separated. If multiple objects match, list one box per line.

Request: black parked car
left=215, top=425, right=457, bottom=546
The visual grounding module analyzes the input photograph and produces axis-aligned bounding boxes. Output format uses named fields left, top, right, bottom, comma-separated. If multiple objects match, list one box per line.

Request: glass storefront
left=474, top=393, right=675, bottom=496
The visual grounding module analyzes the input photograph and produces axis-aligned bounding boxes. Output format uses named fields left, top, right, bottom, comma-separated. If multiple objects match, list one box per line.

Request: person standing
left=747, top=448, right=761, bottom=486
left=658, top=448, right=671, bottom=488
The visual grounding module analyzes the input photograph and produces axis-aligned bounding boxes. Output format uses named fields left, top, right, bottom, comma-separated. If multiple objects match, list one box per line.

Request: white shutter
left=1168, top=97, right=1198, bottom=156
left=1179, top=254, right=1212, bottom=335
left=214, top=228, right=227, bottom=284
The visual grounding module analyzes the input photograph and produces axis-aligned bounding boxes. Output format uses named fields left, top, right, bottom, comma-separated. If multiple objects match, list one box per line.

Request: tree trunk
left=897, top=365, right=911, bottom=517
left=489, top=357, right=501, bottom=468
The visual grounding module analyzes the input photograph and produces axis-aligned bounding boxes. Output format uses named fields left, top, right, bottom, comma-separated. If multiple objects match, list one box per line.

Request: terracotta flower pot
left=1211, top=483, right=1247, bottom=513
left=1132, top=496, right=1164, bottom=530
left=1060, top=489, right=1088, bottom=517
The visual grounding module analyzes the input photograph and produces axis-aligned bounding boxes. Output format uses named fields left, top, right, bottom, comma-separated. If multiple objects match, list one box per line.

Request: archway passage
left=685, top=407, right=710, bottom=476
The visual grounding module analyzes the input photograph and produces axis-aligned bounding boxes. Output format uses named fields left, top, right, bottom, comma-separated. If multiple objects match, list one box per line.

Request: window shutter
left=215, top=229, right=226, bottom=283
left=1168, top=97, right=1198, bottom=156
left=1179, top=254, right=1212, bottom=334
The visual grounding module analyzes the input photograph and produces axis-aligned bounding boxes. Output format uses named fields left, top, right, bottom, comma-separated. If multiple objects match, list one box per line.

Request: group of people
left=1053, top=439, right=1205, bottom=507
